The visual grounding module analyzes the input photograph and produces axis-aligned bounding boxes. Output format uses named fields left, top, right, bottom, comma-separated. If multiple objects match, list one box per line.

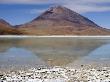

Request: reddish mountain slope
left=0, top=19, right=22, bottom=35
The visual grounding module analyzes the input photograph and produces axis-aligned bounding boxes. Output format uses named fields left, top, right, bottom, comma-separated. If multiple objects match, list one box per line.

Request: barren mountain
left=0, top=19, right=22, bottom=35
left=17, top=6, right=110, bottom=35
left=0, top=6, right=110, bottom=35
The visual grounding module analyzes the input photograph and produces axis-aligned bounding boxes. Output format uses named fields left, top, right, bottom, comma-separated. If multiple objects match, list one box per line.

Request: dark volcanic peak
left=34, top=6, right=99, bottom=27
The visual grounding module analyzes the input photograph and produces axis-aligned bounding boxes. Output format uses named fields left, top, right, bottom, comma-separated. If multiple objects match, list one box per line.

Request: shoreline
left=0, top=66, right=110, bottom=82
left=0, top=35, right=110, bottom=38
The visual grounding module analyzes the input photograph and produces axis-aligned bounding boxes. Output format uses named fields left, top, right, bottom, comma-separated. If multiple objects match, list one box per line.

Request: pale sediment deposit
left=0, top=66, right=110, bottom=82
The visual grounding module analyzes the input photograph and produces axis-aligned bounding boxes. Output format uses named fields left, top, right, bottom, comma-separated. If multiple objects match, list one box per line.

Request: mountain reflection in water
left=0, top=37, right=110, bottom=70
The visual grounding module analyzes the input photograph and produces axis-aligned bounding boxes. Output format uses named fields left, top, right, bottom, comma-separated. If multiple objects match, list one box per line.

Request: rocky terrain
left=0, top=6, right=110, bottom=35
left=0, top=66, right=110, bottom=82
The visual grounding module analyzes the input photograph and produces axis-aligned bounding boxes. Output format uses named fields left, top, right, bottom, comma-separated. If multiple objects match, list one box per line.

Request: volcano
left=0, top=6, right=110, bottom=35
left=17, top=6, right=110, bottom=35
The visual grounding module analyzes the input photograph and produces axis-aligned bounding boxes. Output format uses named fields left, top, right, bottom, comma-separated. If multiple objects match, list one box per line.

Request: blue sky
left=0, top=4, right=50, bottom=25
left=0, top=0, right=110, bottom=29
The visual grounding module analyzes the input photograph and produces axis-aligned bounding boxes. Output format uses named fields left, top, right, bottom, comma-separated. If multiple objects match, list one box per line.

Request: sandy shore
left=0, top=66, right=110, bottom=82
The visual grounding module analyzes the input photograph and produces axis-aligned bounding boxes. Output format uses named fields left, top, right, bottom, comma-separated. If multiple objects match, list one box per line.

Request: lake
left=0, top=37, right=110, bottom=71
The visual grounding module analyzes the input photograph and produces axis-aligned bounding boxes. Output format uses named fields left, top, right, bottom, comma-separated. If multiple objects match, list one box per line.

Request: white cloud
left=0, top=0, right=57, bottom=4
left=61, top=0, right=110, bottom=13
left=30, top=8, right=47, bottom=14
left=0, top=0, right=110, bottom=13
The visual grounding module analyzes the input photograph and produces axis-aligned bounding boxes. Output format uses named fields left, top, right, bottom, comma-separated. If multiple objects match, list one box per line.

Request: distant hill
left=0, top=6, right=110, bottom=35
left=0, top=19, right=22, bottom=35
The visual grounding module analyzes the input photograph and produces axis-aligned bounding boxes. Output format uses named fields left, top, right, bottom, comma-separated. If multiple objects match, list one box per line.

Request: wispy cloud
left=0, top=0, right=59, bottom=4
left=62, top=0, right=110, bottom=13
left=0, top=0, right=110, bottom=13
left=30, top=8, right=47, bottom=14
